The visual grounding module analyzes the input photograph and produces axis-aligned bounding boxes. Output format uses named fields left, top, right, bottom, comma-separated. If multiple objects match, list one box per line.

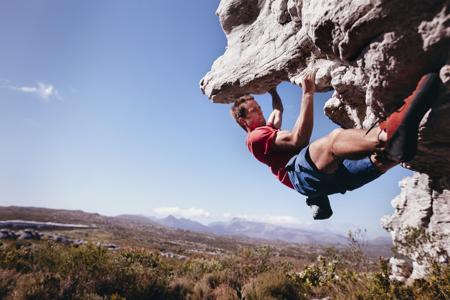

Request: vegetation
left=0, top=234, right=448, bottom=300
left=1, top=208, right=448, bottom=299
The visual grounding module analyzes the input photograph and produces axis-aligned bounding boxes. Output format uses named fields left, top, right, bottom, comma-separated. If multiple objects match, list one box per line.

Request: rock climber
left=230, top=71, right=440, bottom=219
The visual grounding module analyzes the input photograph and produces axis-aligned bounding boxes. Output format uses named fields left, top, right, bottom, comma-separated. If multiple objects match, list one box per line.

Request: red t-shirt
left=246, top=123, right=295, bottom=189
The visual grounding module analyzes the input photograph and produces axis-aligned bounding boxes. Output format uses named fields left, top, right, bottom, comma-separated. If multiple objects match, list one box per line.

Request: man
left=231, top=70, right=440, bottom=219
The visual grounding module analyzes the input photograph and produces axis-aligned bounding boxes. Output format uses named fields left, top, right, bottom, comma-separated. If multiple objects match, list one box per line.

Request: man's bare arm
left=271, top=70, right=316, bottom=151
left=267, top=87, right=283, bottom=129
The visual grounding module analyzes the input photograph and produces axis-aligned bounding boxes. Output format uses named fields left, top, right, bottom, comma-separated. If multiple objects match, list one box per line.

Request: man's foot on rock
left=306, top=195, right=333, bottom=220
left=380, top=73, right=440, bottom=162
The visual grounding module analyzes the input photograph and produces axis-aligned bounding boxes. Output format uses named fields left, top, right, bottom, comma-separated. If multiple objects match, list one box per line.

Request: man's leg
left=304, top=73, right=438, bottom=220
left=310, top=72, right=439, bottom=174
left=304, top=127, right=394, bottom=221
left=308, top=126, right=387, bottom=174
left=302, top=128, right=386, bottom=220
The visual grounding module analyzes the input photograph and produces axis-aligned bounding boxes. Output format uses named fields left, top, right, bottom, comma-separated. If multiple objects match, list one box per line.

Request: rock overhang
left=201, top=0, right=450, bottom=281
left=200, top=0, right=450, bottom=176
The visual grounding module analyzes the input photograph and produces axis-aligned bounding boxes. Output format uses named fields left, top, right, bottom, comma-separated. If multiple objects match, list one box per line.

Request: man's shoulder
left=251, top=124, right=277, bottom=134
left=247, top=125, right=275, bottom=139
left=246, top=125, right=278, bottom=151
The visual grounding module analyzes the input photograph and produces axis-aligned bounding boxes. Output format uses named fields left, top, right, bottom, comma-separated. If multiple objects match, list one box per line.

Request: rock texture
left=201, top=0, right=449, bottom=280
left=381, top=173, right=450, bottom=281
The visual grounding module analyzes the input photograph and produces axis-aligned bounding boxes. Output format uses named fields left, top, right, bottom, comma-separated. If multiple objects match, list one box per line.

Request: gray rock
left=3, top=229, right=49, bottom=240
left=103, top=243, right=117, bottom=249
left=18, top=231, right=33, bottom=240
left=54, top=235, right=70, bottom=244
left=389, top=257, right=413, bottom=282
left=201, top=0, right=450, bottom=281
left=72, top=239, right=85, bottom=246
left=95, top=242, right=119, bottom=250
left=17, top=229, right=41, bottom=240
left=0, top=229, right=17, bottom=240
left=382, top=173, right=450, bottom=281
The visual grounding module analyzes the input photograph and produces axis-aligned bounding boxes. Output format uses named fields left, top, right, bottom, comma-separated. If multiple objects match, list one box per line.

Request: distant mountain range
left=0, top=206, right=390, bottom=247
left=150, top=215, right=349, bottom=244
left=157, top=215, right=213, bottom=234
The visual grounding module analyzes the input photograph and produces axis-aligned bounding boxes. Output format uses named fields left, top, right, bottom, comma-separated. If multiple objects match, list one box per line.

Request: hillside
left=0, top=206, right=329, bottom=258
left=0, top=206, right=393, bottom=258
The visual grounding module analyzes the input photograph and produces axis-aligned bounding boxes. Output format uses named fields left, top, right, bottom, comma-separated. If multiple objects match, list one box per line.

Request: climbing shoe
left=306, top=195, right=333, bottom=220
left=380, top=73, right=440, bottom=162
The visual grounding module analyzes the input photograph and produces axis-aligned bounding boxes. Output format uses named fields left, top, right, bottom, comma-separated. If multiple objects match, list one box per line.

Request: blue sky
left=0, top=1, right=411, bottom=237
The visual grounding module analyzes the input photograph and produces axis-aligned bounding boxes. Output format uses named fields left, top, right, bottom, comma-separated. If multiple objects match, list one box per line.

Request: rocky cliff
left=201, top=0, right=449, bottom=281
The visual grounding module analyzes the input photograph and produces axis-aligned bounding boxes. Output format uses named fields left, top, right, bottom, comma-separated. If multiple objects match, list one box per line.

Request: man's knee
left=312, top=128, right=344, bottom=157
left=328, top=127, right=344, bottom=146
left=329, top=128, right=344, bottom=139
left=312, top=129, right=342, bottom=153
left=309, top=129, right=344, bottom=173
left=327, top=128, right=345, bottom=157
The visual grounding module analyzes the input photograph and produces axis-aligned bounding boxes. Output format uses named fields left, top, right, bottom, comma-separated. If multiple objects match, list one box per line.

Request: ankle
left=377, top=128, right=387, bottom=144
left=366, top=127, right=385, bottom=147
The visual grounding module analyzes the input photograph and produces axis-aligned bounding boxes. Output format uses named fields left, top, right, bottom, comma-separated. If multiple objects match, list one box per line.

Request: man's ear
left=238, top=117, right=247, bottom=128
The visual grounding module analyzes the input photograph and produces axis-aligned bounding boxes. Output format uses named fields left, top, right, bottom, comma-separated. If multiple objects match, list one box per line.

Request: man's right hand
left=271, top=70, right=316, bottom=152
left=301, top=69, right=316, bottom=94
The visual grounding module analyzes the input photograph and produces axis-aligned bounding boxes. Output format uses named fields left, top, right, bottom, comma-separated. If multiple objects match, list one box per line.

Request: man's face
left=242, top=100, right=266, bottom=130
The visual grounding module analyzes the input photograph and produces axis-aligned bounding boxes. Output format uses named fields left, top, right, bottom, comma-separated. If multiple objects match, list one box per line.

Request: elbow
left=274, top=107, right=283, bottom=114
left=292, top=136, right=309, bottom=149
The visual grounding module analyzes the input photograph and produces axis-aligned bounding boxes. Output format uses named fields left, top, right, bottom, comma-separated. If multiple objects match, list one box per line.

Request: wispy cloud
left=153, top=207, right=211, bottom=219
left=223, top=213, right=301, bottom=226
left=3, top=81, right=61, bottom=102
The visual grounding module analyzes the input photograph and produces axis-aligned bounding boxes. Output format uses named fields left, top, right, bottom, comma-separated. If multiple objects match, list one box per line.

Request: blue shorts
left=286, top=147, right=383, bottom=197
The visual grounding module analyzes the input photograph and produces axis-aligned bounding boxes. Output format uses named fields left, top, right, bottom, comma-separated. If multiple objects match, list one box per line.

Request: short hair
left=230, top=95, right=254, bottom=131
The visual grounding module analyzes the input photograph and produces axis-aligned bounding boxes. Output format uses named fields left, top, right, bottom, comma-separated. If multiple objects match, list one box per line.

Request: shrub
left=0, top=268, right=19, bottom=298
left=168, top=277, right=195, bottom=299
left=181, top=257, right=224, bottom=280
left=12, top=272, right=62, bottom=300
left=242, top=271, right=302, bottom=300
left=211, top=283, right=239, bottom=300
